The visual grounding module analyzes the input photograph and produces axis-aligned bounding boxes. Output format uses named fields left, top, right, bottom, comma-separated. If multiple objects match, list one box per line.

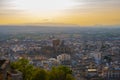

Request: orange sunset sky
left=0, top=0, right=120, bottom=26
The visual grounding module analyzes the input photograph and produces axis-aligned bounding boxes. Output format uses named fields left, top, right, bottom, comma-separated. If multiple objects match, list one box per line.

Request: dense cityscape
left=0, top=26, right=120, bottom=80
left=0, top=0, right=120, bottom=80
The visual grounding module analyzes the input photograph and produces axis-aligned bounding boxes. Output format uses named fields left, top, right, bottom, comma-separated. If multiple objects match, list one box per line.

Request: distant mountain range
left=0, top=24, right=119, bottom=33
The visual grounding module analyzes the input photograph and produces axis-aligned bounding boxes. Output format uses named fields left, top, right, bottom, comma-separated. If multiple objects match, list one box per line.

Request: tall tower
left=99, top=41, right=105, bottom=64
left=52, top=39, right=60, bottom=47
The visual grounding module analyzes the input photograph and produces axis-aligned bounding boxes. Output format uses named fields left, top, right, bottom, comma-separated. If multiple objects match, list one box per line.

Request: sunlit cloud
left=0, top=0, right=120, bottom=26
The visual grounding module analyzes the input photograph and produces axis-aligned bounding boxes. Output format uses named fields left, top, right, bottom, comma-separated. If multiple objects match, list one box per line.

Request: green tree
left=11, top=59, right=75, bottom=80
left=66, top=74, right=75, bottom=80
left=32, top=68, right=48, bottom=80
left=11, top=59, right=34, bottom=80
left=48, top=66, right=74, bottom=80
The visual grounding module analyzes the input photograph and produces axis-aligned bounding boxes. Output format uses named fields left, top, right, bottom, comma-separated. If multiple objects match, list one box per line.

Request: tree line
left=11, top=59, right=75, bottom=80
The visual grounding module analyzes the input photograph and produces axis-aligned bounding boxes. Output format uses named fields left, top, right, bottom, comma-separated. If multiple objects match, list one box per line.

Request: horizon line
left=0, top=23, right=120, bottom=28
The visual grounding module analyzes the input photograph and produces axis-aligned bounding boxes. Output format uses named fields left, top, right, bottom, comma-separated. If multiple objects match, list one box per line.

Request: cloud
left=0, top=0, right=5, bottom=8
left=0, top=0, right=21, bottom=16
left=0, top=0, right=11, bottom=10
left=74, top=0, right=120, bottom=7
left=73, top=0, right=120, bottom=11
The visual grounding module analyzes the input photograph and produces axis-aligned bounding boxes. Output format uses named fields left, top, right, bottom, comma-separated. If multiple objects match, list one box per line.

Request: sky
left=0, top=0, right=120, bottom=26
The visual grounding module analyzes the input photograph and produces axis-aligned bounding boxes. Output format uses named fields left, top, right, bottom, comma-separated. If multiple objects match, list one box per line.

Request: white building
left=57, top=53, right=71, bottom=62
